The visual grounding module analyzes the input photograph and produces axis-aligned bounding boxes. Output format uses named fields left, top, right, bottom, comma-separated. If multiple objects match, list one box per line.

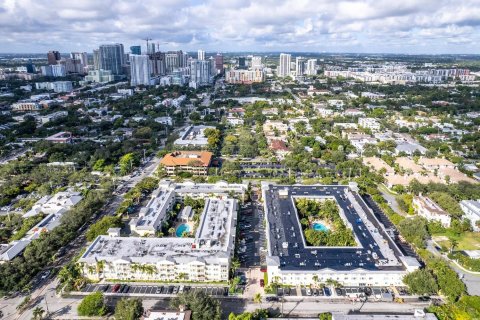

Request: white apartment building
left=35, top=81, right=73, bottom=93
left=413, top=195, right=451, bottom=227
left=226, top=116, right=244, bottom=126
left=305, top=59, right=317, bottom=76
left=130, top=55, right=153, bottom=86
left=79, top=181, right=247, bottom=282
left=251, top=56, right=263, bottom=70
left=278, top=53, right=291, bottom=77
left=460, top=200, right=480, bottom=231
left=358, top=117, right=381, bottom=131
left=174, top=125, right=215, bottom=148
left=154, top=116, right=173, bottom=126
left=295, top=57, right=305, bottom=76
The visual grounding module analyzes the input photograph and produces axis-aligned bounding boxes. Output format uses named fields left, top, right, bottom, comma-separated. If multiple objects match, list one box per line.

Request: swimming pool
left=312, top=222, right=329, bottom=232
left=176, top=224, right=190, bottom=237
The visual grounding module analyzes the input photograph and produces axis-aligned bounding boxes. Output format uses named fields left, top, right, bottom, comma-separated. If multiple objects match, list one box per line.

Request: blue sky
left=0, top=0, right=479, bottom=54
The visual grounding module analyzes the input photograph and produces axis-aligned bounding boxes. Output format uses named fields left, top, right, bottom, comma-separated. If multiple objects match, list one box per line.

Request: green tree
left=118, top=153, right=136, bottom=175
left=403, top=269, right=438, bottom=295
left=170, top=291, right=221, bottom=320
left=32, top=306, right=44, bottom=320
left=114, top=298, right=144, bottom=320
left=86, top=216, right=122, bottom=241
left=77, top=292, right=107, bottom=317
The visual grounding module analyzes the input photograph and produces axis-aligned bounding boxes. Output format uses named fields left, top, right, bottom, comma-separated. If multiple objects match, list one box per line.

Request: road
left=378, top=185, right=405, bottom=216
left=426, top=240, right=480, bottom=296
left=0, top=126, right=190, bottom=320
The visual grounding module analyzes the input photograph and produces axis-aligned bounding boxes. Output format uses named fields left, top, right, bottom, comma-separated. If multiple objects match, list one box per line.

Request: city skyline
left=0, top=0, right=479, bottom=54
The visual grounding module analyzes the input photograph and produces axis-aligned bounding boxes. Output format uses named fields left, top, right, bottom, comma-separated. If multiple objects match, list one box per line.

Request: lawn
left=433, top=232, right=480, bottom=251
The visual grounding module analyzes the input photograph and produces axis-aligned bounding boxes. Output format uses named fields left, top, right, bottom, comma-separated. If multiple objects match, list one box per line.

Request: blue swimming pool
left=312, top=222, right=329, bottom=232
left=176, top=224, right=190, bottom=237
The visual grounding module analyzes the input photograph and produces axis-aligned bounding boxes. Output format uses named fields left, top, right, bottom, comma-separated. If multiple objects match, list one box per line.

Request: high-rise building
left=225, top=69, right=265, bottom=84
left=251, top=56, right=262, bottom=70
left=98, top=44, right=125, bottom=75
left=150, top=52, right=166, bottom=76
left=214, top=54, right=224, bottom=74
left=70, top=52, right=88, bottom=67
left=93, top=49, right=100, bottom=70
left=278, top=53, right=291, bottom=77
left=47, top=51, right=61, bottom=65
left=147, top=43, right=156, bottom=54
left=295, top=57, right=305, bottom=76
left=165, top=52, right=179, bottom=74
left=130, top=55, right=153, bottom=86
left=238, top=57, right=246, bottom=69
left=189, top=59, right=211, bottom=89
left=197, top=50, right=205, bottom=61
left=209, top=57, right=216, bottom=77
left=51, top=64, right=66, bottom=77
left=305, top=59, right=317, bottom=76
left=26, top=60, right=35, bottom=73
left=130, top=46, right=141, bottom=55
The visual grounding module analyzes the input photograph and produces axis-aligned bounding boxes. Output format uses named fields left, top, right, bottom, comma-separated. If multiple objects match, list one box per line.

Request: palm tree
left=450, top=239, right=458, bottom=253
left=32, top=306, right=44, bottom=320
left=312, top=275, right=319, bottom=287
left=169, top=227, right=176, bottom=236
left=253, top=293, right=262, bottom=304
left=230, top=258, right=241, bottom=275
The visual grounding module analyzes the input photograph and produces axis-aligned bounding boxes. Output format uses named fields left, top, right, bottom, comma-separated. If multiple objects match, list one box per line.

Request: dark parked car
left=266, top=296, right=279, bottom=302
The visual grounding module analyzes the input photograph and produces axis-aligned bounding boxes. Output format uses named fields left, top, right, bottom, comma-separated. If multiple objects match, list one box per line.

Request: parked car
left=266, top=296, right=279, bottom=302
left=112, top=284, right=121, bottom=293
left=306, top=287, right=312, bottom=296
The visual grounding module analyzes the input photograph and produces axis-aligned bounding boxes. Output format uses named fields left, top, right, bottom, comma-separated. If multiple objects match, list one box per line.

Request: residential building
left=11, top=101, right=42, bottom=111
left=278, top=53, right=291, bottom=77
left=160, top=151, right=213, bottom=176
left=214, top=53, right=224, bottom=74
left=79, top=181, right=246, bottom=282
left=45, top=131, right=73, bottom=144
left=70, top=52, right=88, bottom=68
left=93, top=49, right=100, bottom=69
left=225, top=69, right=265, bottom=84
left=226, top=116, right=244, bottom=126
left=197, top=49, right=205, bottom=61
left=37, top=111, right=68, bottom=124
left=460, top=200, right=480, bottom=231
left=47, top=50, right=61, bottom=65
left=98, top=43, right=125, bottom=75
left=84, top=69, right=115, bottom=83
left=262, top=183, right=420, bottom=287
left=154, top=116, right=173, bottom=126
left=295, top=57, right=305, bottom=76
left=189, top=59, right=211, bottom=89
left=35, top=81, right=73, bottom=93
left=395, top=142, right=427, bottom=155
left=305, top=59, right=317, bottom=75
left=358, top=117, right=381, bottom=131
left=413, top=195, right=451, bottom=227
left=130, top=54, right=153, bottom=86
left=144, top=310, right=192, bottom=320
left=251, top=56, right=262, bottom=70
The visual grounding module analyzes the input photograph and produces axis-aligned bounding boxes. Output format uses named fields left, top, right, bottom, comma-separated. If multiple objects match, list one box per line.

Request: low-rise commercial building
left=174, top=125, right=215, bottom=148
left=160, top=151, right=212, bottom=176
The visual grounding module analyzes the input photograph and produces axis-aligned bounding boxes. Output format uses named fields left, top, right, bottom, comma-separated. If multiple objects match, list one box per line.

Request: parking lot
left=236, top=191, right=266, bottom=268
left=81, top=283, right=232, bottom=297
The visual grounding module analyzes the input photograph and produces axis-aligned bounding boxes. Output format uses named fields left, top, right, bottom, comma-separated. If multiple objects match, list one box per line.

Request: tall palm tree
left=450, top=239, right=458, bottom=253
left=32, top=306, right=44, bottom=320
left=253, top=293, right=262, bottom=306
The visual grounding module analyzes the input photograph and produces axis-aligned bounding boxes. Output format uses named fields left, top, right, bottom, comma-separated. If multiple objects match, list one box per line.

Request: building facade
left=130, top=54, right=153, bottom=86
left=278, top=53, right=291, bottom=77
left=99, top=43, right=125, bottom=75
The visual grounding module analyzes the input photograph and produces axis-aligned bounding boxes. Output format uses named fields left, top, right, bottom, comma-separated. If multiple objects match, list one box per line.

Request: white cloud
left=0, top=0, right=479, bottom=53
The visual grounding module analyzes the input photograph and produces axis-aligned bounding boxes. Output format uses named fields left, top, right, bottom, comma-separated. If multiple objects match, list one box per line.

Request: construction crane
left=143, top=38, right=152, bottom=53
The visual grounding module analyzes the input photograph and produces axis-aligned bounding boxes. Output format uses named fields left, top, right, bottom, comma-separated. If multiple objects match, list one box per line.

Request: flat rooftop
left=80, top=197, right=237, bottom=265
left=173, top=125, right=214, bottom=147
left=262, top=183, right=414, bottom=272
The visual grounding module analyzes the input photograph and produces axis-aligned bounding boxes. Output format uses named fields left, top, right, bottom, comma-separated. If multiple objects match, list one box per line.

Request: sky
left=1, top=0, right=480, bottom=54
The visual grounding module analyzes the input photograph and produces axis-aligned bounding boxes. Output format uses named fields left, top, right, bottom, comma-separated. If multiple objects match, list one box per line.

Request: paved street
left=426, top=240, right=480, bottom=295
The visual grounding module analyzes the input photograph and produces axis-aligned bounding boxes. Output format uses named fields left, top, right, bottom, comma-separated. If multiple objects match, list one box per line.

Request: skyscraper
left=70, top=52, right=88, bottom=66
left=305, top=59, right=317, bottom=75
left=47, top=51, right=61, bottom=65
left=295, top=57, right=306, bottom=76
left=147, top=43, right=156, bottom=54
left=214, top=54, right=224, bottom=74
left=130, top=45, right=141, bottom=55
left=93, top=49, right=100, bottom=70
left=98, top=44, right=125, bottom=75
left=197, top=50, right=205, bottom=61
left=189, top=59, right=211, bottom=89
left=130, top=55, right=152, bottom=86
left=25, top=60, right=35, bottom=73
left=251, top=56, right=262, bottom=70
left=238, top=57, right=246, bottom=69
left=278, top=53, right=291, bottom=77
left=150, top=52, right=166, bottom=76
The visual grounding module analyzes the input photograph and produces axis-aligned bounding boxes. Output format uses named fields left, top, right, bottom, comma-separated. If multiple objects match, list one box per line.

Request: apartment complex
left=460, top=200, right=480, bottom=231
left=262, top=183, right=420, bottom=287
left=79, top=181, right=247, bottom=282
left=413, top=195, right=451, bottom=227
left=225, top=69, right=265, bottom=84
